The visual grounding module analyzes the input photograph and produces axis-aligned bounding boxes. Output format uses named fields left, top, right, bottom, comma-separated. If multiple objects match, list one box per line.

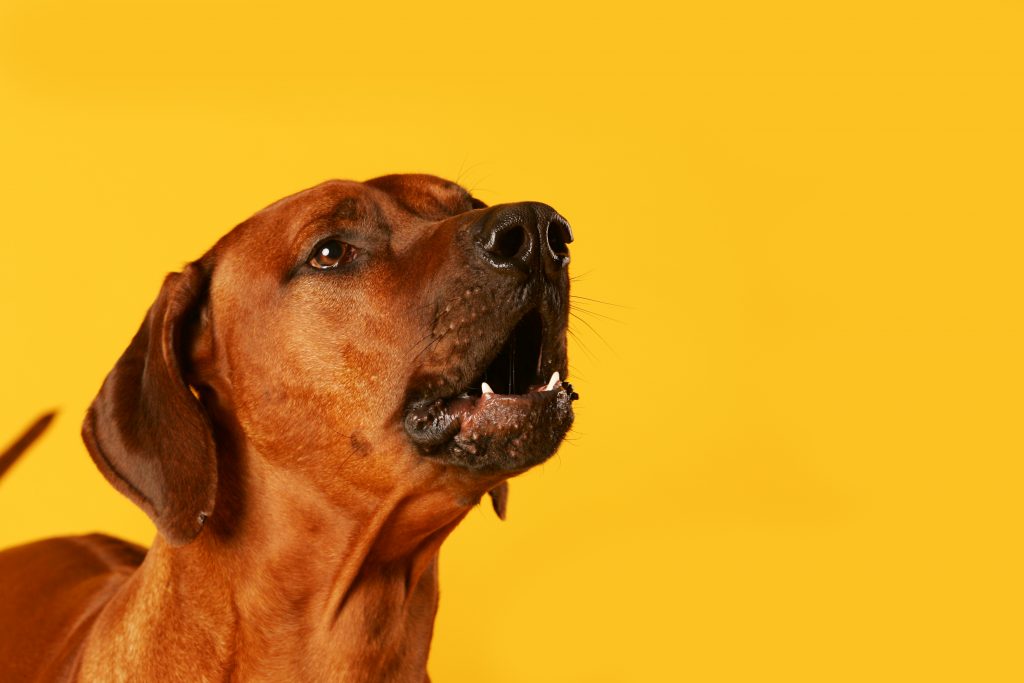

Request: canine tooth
left=545, top=371, right=560, bottom=391
left=481, top=382, right=494, bottom=395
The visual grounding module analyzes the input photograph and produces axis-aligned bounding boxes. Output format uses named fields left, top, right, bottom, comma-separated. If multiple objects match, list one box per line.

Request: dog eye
left=309, top=240, right=358, bottom=270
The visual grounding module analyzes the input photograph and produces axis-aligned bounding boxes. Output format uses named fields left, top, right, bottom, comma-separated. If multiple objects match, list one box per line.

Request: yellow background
left=1, top=1, right=1022, bottom=680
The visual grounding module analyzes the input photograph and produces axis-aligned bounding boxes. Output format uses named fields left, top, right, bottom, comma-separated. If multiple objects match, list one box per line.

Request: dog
left=0, top=174, right=578, bottom=682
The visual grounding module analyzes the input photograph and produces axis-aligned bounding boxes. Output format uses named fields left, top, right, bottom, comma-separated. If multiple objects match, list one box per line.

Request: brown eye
left=309, top=239, right=357, bottom=269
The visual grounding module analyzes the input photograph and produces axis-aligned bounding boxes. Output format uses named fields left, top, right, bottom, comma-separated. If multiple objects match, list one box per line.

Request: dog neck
left=80, top=443, right=474, bottom=683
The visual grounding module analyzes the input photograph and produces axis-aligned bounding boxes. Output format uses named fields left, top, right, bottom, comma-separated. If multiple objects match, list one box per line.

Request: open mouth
left=404, top=307, right=578, bottom=472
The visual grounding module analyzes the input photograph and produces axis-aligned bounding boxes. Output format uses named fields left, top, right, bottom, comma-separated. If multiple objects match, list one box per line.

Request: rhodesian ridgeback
left=0, top=174, right=578, bottom=681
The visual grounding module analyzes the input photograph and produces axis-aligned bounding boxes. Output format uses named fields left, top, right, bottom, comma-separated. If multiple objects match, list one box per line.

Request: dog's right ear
left=82, top=261, right=217, bottom=546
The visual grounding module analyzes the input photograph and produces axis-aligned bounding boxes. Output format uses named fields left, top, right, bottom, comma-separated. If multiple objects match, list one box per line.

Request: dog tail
left=0, top=412, right=56, bottom=482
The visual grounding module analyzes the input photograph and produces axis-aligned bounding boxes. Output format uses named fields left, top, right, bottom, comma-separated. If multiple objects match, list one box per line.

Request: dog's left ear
left=82, top=260, right=217, bottom=546
left=488, top=481, right=509, bottom=520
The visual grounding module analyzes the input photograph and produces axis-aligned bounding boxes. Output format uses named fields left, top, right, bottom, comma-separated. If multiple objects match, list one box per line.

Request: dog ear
left=82, top=261, right=217, bottom=546
left=488, top=481, right=509, bottom=520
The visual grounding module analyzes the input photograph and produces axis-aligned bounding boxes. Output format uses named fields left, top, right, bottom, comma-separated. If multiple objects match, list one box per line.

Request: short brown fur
left=0, top=174, right=575, bottom=682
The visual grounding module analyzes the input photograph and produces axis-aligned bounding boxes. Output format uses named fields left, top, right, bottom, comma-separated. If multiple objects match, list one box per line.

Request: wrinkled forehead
left=208, top=174, right=478, bottom=275
left=253, top=174, right=475, bottom=237
left=364, top=174, right=481, bottom=221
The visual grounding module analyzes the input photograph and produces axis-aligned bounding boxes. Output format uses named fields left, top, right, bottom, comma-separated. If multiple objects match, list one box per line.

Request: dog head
left=82, top=174, right=576, bottom=545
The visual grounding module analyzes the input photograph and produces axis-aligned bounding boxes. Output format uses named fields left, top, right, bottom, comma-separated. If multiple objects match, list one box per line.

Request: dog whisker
left=569, top=294, right=630, bottom=309
left=569, top=311, right=619, bottom=358
left=566, top=327, right=599, bottom=363
left=568, top=305, right=623, bottom=324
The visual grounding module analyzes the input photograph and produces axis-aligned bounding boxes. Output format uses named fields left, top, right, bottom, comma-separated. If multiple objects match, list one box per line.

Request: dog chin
left=403, top=377, right=576, bottom=473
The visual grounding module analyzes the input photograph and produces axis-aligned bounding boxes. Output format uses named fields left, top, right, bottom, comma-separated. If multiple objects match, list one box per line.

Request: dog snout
left=475, top=202, right=572, bottom=279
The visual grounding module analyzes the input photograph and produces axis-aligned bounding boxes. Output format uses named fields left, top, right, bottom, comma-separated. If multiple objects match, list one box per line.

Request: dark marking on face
left=367, top=200, right=393, bottom=241
left=330, top=197, right=360, bottom=222
left=350, top=432, right=373, bottom=457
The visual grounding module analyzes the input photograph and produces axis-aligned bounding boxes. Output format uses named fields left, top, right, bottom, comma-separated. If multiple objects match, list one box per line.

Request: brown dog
left=0, top=174, right=577, bottom=682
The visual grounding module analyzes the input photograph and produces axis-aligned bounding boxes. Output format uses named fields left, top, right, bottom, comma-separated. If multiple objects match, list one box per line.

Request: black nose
left=476, top=202, right=573, bottom=277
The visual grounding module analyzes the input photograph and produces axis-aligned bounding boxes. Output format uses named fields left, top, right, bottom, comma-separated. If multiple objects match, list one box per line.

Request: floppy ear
left=488, top=481, right=509, bottom=520
left=82, top=261, right=217, bottom=546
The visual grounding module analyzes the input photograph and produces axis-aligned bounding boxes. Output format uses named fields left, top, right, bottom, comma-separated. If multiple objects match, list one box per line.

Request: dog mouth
left=403, top=307, right=578, bottom=473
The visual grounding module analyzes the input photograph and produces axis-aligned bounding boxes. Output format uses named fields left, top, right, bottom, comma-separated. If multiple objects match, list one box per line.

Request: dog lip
left=403, top=376, right=570, bottom=450
left=403, top=379, right=576, bottom=470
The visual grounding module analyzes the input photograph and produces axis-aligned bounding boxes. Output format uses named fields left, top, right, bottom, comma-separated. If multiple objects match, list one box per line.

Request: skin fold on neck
left=77, top=440, right=475, bottom=683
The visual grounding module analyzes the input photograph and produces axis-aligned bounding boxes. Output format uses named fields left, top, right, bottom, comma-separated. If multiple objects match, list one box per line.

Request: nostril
left=476, top=204, right=560, bottom=273
left=489, top=222, right=528, bottom=262
left=547, top=216, right=573, bottom=266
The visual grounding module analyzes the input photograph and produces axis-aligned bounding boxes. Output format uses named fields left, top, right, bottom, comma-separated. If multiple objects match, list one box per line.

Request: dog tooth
left=481, top=382, right=494, bottom=395
left=545, top=371, right=560, bottom=391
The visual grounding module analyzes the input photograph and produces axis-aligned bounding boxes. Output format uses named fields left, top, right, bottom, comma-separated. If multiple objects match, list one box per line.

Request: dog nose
left=475, top=203, right=572, bottom=276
